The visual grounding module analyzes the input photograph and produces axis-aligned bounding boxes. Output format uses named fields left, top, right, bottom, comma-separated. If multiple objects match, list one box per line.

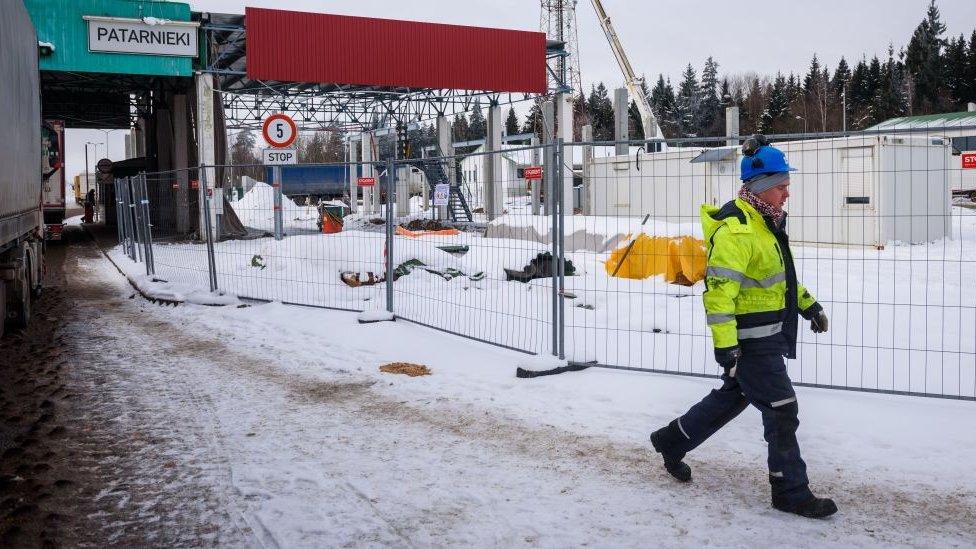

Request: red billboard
left=245, top=8, right=547, bottom=93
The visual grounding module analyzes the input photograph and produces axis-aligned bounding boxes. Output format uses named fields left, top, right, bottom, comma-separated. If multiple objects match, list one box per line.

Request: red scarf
left=738, top=186, right=785, bottom=227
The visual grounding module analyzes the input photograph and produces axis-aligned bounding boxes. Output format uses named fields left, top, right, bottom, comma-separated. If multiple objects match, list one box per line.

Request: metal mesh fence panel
left=206, top=162, right=385, bottom=311
left=564, top=127, right=976, bottom=399
left=141, top=167, right=215, bottom=290
left=389, top=144, right=556, bottom=354
left=129, top=124, right=976, bottom=400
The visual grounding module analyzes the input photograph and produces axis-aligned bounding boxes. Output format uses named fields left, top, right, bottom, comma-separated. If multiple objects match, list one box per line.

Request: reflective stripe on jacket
left=701, top=198, right=820, bottom=358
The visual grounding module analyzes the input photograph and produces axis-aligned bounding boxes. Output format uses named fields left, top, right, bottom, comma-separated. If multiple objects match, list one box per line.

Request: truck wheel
left=7, top=265, right=30, bottom=330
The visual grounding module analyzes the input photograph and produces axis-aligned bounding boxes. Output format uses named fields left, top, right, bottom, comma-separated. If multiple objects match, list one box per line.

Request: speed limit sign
left=262, top=113, right=297, bottom=148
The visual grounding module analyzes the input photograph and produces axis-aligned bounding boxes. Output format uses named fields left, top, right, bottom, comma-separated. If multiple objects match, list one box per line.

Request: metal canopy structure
left=39, top=70, right=183, bottom=129
left=201, top=10, right=568, bottom=132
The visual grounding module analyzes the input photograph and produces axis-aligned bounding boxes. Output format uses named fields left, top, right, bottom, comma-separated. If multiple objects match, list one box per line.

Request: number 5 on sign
left=262, top=113, right=297, bottom=148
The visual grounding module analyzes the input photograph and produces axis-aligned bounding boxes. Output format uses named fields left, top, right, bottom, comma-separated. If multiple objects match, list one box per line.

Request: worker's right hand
left=714, top=346, right=741, bottom=370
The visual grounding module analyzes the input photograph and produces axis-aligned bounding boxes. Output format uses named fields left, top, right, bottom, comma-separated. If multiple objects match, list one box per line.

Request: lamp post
left=795, top=115, right=807, bottom=133
left=841, top=84, right=847, bottom=134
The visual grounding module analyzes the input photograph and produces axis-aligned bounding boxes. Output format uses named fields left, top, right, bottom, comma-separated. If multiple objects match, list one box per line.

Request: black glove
left=810, top=310, right=828, bottom=333
left=714, top=346, right=741, bottom=370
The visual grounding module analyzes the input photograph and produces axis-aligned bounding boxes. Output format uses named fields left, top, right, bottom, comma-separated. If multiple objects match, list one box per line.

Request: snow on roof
left=866, top=111, right=976, bottom=130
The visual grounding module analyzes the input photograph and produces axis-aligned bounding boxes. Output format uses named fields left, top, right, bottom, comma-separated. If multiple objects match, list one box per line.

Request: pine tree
left=832, top=57, right=852, bottom=100
left=870, top=46, right=909, bottom=124
left=943, top=34, right=969, bottom=109
left=965, top=31, right=976, bottom=104
left=905, top=0, right=947, bottom=113
left=803, top=54, right=822, bottom=94
left=586, top=83, right=614, bottom=141
left=452, top=113, right=471, bottom=142
left=650, top=74, right=679, bottom=137
left=522, top=100, right=543, bottom=137
left=468, top=100, right=486, bottom=140
left=760, top=73, right=790, bottom=133
left=699, top=57, right=721, bottom=136
left=505, top=107, right=520, bottom=136
left=675, top=64, right=701, bottom=136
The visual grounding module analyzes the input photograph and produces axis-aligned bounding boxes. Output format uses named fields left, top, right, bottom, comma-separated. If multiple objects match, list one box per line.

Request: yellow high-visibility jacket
left=702, top=198, right=821, bottom=358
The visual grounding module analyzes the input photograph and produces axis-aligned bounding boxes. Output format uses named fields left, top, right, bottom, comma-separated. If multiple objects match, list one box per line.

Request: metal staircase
left=407, top=158, right=472, bottom=222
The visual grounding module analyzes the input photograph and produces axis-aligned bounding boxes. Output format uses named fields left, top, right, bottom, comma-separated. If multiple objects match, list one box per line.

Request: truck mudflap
left=44, top=224, right=63, bottom=241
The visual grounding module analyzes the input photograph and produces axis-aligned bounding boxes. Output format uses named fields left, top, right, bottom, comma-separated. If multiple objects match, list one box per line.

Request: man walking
left=649, top=135, right=836, bottom=519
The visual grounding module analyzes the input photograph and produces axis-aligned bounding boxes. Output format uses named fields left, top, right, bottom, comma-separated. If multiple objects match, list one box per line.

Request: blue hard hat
left=740, top=144, right=796, bottom=182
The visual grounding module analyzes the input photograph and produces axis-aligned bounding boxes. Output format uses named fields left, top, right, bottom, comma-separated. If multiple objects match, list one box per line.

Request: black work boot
left=650, top=422, right=692, bottom=483
left=772, top=494, right=838, bottom=519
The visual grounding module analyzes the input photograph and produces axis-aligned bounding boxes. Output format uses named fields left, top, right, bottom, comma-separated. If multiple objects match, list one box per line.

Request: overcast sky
left=66, top=0, right=976, bottom=179
left=190, top=0, right=976, bottom=87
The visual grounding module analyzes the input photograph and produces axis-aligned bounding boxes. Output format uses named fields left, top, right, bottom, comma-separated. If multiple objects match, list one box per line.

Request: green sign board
left=26, top=0, right=197, bottom=77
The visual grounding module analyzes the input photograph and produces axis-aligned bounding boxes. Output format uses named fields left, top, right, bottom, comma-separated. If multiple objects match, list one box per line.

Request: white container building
left=588, top=134, right=953, bottom=247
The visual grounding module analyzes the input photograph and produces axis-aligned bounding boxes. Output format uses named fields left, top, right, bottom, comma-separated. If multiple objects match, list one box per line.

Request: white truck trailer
left=0, top=0, right=46, bottom=336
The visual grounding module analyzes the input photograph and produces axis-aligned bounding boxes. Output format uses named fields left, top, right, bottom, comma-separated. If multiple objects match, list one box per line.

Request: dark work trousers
left=666, top=353, right=811, bottom=502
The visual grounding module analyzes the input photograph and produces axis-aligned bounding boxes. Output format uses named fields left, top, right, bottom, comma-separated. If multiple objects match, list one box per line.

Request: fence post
left=273, top=166, right=283, bottom=241
left=123, top=177, right=137, bottom=261
left=385, top=159, right=395, bottom=314
left=547, top=143, right=558, bottom=357
left=557, top=139, right=566, bottom=360
left=139, top=174, right=155, bottom=276
left=131, top=174, right=147, bottom=267
left=114, top=179, right=123, bottom=244
left=200, top=166, right=219, bottom=292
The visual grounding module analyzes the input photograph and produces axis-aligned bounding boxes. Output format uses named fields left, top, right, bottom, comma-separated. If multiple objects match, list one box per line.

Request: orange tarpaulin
left=604, top=234, right=707, bottom=286
left=395, top=226, right=461, bottom=238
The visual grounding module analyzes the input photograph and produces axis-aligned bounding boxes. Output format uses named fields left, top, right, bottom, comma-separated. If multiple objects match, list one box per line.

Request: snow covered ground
left=83, top=240, right=976, bottom=547
left=126, top=199, right=976, bottom=398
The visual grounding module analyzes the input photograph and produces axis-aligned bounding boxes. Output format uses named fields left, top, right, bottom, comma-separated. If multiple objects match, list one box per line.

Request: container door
left=839, top=146, right=877, bottom=246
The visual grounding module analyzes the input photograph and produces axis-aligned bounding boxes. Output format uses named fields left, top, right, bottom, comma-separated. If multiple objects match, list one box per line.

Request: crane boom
left=589, top=0, right=663, bottom=140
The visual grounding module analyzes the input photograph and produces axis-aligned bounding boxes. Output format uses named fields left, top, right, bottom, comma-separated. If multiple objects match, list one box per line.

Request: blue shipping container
left=265, top=165, right=390, bottom=198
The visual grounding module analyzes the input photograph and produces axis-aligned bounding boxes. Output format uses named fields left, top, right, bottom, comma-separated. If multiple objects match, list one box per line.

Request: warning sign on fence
left=523, top=166, right=543, bottom=180
left=358, top=177, right=376, bottom=187
left=433, top=183, right=450, bottom=206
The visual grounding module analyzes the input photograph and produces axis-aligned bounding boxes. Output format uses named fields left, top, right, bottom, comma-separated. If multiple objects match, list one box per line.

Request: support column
left=530, top=135, right=541, bottom=215
left=348, top=136, right=359, bottom=214
left=484, top=103, right=504, bottom=220
left=541, top=101, right=554, bottom=215
left=173, top=94, right=190, bottom=235
left=395, top=165, right=410, bottom=217
left=195, top=73, right=217, bottom=240
left=436, top=115, right=452, bottom=220
left=582, top=124, right=593, bottom=215
left=726, top=106, right=740, bottom=147
left=613, top=87, right=629, bottom=155
left=362, top=132, right=375, bottom=215
left=556, top=93, right=573, bottom=214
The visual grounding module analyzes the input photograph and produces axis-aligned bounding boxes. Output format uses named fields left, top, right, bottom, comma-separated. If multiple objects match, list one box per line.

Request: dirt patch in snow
left=380, top=363, right=431, bottom=377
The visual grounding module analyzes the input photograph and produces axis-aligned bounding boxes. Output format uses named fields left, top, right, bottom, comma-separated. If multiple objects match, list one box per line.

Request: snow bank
left=234, top=181, right=320, bottom=231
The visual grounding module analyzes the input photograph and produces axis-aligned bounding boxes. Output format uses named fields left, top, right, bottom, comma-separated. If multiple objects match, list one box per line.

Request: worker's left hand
left=810, top=310, right=828, bottom=333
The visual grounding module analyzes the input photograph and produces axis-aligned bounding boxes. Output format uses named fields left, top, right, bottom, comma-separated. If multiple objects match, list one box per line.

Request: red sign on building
left=358, top=177, right=376, bottom=187
left=962, top=152, right=976, bottom=170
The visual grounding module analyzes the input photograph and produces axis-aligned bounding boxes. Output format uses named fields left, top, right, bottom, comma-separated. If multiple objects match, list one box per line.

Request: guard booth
left=25, top=0, right=219, bottom=237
